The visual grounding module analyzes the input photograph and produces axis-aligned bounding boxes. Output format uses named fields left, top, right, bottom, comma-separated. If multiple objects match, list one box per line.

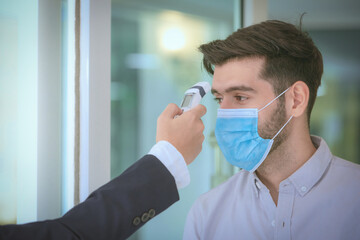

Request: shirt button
left=271, top=220, right=276, bottom=227
left=301, top=186, right=307, bottom=192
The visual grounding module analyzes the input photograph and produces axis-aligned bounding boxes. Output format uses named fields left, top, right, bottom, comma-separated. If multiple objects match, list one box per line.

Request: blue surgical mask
left=215, top=88, right=293, bottom=172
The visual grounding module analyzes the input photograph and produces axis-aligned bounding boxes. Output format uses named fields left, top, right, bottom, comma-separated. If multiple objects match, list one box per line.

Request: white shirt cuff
left=148, top=141, right=190, bottom=189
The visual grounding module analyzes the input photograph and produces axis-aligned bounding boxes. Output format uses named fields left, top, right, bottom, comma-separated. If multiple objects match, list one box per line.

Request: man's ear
left=288, top=81, right=309, bottom=117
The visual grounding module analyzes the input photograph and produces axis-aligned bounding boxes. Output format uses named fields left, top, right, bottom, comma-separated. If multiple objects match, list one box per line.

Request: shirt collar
left=251, top=172, right=267, bottom=198
left=288, top=136, right=333, bottom=197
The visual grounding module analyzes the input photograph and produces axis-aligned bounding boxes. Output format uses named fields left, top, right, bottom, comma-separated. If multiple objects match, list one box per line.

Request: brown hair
left=199, top=19, right=323, bottom=122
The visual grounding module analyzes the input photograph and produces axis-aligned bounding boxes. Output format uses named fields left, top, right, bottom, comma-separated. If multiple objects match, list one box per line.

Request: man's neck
left=255, top=134, right=316, bottom=205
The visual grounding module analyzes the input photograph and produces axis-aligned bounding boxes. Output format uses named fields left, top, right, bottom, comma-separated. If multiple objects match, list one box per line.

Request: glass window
left=0, top=0, right=39, bottom=224
left=0, top=0, right=76, bottom=224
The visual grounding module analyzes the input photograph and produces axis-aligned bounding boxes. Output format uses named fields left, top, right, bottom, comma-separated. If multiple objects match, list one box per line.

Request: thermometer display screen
left=181, top=94, right=193, bottom=108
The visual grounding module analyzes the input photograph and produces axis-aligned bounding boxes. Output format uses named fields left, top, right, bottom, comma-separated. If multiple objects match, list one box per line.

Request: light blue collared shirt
left=183, top=136, right=360, bottom=240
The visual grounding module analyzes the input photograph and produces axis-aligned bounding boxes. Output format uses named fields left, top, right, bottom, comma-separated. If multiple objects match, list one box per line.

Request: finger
left=200, top=122, right=205, bottom=132
left=189, top=104, right=207, bottom=118
left=160, top=103, right=182, bottom=119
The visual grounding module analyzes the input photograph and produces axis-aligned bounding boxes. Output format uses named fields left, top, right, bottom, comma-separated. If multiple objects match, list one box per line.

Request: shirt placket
left=255, top=178, right=277, bottom=240
left=274, top=180, right=295, bottom=240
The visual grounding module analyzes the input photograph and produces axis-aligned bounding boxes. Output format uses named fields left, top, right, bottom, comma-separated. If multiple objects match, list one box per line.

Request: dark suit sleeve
left=0, top=155, right=180, bottom=240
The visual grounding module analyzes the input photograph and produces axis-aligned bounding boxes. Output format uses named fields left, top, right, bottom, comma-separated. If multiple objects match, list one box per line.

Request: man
left=0, top=103, right=206, bottom=240
left=183, top=20, right=360, bottom=240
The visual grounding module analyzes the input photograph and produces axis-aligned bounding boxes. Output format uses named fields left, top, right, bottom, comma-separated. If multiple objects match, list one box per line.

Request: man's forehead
left=211, top=59, right=267, bottom=93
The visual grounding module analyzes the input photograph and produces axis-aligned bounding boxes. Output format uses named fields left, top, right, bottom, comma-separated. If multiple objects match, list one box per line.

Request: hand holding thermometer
left=180, top=82, right=211, bottom=112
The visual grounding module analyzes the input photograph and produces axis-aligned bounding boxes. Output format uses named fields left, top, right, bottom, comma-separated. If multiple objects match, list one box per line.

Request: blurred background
left=0, top=0, right=359, bottom=239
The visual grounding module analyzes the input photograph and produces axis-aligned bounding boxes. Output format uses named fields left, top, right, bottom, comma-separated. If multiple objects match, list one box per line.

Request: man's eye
left=214, top=98, right=223, bottom=104
left=235, top=96, right=248, bottom=102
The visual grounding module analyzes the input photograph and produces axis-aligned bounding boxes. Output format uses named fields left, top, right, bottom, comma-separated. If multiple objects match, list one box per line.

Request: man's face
left=211, top=57, right=289, bottom=150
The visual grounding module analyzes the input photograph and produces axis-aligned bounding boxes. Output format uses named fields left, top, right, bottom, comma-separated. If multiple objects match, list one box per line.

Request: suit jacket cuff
left=148, top=141, right=190, bottom=189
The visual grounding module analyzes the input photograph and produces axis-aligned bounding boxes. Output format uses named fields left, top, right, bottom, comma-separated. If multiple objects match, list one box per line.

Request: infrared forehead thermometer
left=180, top=82, right=211, bottom=112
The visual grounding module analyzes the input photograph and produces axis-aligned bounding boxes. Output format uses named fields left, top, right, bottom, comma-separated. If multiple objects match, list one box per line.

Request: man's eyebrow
left=211, top=88, right=220, bottom=95
left=211, top=86, right=256, bottom=95
left=226, top=86, right=256, bottom=93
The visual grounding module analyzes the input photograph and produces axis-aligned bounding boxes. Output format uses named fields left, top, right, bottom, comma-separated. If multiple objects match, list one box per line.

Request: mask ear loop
left=258, top=87, right=291, bottom=112
left=271, top=115, right=293, bottom=140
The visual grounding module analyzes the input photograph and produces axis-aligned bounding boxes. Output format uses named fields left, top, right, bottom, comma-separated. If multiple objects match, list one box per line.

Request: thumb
left=188, top=104, right=207, bottom=118
left=161, top=103, right=183, bottom=119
